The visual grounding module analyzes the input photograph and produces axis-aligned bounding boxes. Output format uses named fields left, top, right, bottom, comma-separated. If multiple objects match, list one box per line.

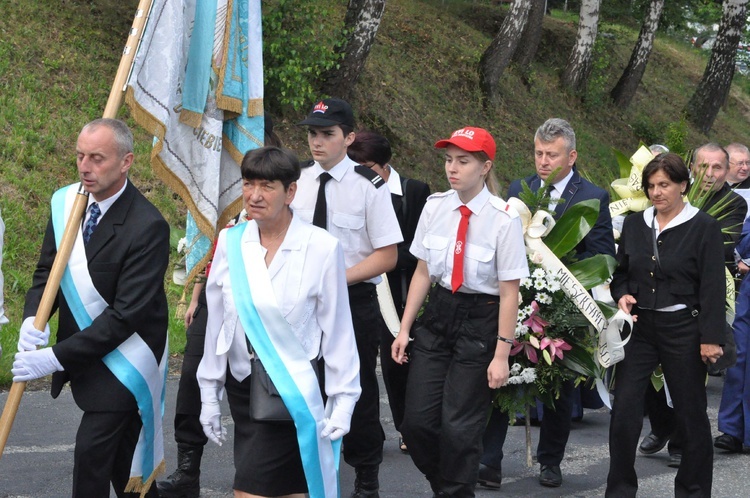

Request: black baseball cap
left=297, top=98, right=355, bottom=128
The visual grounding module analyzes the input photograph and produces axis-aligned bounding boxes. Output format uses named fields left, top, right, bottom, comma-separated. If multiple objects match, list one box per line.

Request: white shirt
left=386, top=166, right=402, bottom=197
left=196, top=215, right=361, bottom=414
left=411, top=186, right=529, bottom=295
left=291, top=156, right=404, bottom=284
left=83, top=179, right=128, bottom=227
left=543, top=169, right=574, bottom=212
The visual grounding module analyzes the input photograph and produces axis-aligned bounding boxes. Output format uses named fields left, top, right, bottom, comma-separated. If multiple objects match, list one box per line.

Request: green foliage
left=601, top=0, right=723, bottom=32
left=567, top=254, right=618, bottom=290
left=262, top=0, right=345, bottom=114
left=613, top=147, right=634, bottom=179
left=584, top=35, right=615, bottom=110
left=631, top=115, right=665, bottom=146
left=664, top=118, right=690, bottom=155
left=545, top=199, right=601, bottom=258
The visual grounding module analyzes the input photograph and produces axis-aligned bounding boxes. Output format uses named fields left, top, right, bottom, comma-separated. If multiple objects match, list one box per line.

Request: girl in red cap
left=392, top=127, right=528, bottom=497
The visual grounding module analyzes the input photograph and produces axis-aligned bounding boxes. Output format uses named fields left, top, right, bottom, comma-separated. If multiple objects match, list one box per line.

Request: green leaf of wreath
left=544, top=199, right=600, bottom=257
left=567, top=254, right=617, bottom=289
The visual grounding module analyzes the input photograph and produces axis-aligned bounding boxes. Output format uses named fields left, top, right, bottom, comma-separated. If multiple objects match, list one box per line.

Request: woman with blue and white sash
left=196, top=147, right=361, bottom=498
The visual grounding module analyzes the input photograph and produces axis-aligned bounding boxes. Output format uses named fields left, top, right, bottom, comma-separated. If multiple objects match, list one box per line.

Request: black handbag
left=249, top=356, right=320, bottom=424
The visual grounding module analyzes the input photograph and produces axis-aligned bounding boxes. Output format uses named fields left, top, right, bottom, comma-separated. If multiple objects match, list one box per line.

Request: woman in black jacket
left=606, top=153, right=724, bottom=498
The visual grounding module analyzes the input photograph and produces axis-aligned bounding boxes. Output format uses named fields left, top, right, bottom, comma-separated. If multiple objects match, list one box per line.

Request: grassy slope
left=0, top=0, right=749, bottom=382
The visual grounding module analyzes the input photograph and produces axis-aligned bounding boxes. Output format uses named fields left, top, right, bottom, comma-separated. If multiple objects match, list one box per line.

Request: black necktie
left=313, top=173, right=332, bottom=229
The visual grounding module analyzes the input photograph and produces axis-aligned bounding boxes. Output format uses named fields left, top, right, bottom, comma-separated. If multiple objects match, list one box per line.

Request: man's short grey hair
left=692, top=142, right=729, bottom=168
left=81, top=118, right=134, bottom=158
left=726, top=142, right=749, bottom=157
left=535, top=118, right=576, bottom=153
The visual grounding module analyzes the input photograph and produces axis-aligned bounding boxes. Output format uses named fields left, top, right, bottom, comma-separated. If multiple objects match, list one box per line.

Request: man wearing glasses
left=727, top=143, right=750, bottom=217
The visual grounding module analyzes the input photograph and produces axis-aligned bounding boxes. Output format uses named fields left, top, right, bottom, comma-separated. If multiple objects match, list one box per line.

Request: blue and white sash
left=51, top=184, right=167, bottom=496
left=226, top=222, right=341, bottom=498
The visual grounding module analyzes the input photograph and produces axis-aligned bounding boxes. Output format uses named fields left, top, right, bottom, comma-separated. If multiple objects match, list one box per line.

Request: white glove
left=200, top=400, right=226, bottom=446
left=320, top=401, right=353, bottom=441
left=12, top=348, right=64, bottom=382
left=17, top=316, right=51, bottom=351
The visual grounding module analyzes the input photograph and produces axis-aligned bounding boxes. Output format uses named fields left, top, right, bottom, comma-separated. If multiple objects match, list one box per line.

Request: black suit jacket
left=388, top=175, right=430, bottom=314
left=507, top=169, right=616, bottom=259
left=701, top=183, right=747, bottom=267
left=24, top=181, right=170, bottom=412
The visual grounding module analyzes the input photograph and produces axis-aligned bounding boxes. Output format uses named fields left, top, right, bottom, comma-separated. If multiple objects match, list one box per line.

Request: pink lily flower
left=511, top=339, right=539, bottom=364
left=540, top=337, right=572, bottom=362
left=522, top=301, right=549, bottom=335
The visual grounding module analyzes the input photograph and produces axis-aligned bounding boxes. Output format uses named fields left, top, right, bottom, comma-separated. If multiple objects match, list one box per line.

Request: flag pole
left=0, top=0, right=155, bottom=458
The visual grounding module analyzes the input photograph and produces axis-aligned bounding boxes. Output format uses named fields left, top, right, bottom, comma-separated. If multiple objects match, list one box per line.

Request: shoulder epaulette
left=426, top=190, right=452, bottom=201
left=354, top=165, right=386, bottom=188
left=300, top=159, right=315, bottom=169
left=489, top=196, right=520, bottom=218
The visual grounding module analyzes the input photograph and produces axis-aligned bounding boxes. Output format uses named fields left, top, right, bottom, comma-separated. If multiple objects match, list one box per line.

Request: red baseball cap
left=434, top=127, right=496, bottom=161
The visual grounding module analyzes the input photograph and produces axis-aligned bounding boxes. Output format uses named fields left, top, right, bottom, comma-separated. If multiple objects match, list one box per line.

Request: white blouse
left=196, top=215, right=361, bottom=413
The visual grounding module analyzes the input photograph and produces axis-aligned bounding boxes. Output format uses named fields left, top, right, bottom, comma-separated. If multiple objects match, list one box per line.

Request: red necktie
left=451, top=205, right=472, bottom=293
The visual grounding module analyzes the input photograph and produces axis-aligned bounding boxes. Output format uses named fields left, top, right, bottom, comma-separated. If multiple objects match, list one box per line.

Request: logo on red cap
left=313, top=101, right=328, bottom=114
left=452, top=128, right=475, bottom=140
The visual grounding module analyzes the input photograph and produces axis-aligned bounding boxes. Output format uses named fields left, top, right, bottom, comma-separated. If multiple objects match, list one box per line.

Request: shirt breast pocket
left=464, top=243, right=496, bottom=284
left=331, top=212, right=365, bottom=252
left=422, top=233, right=450, bottom=278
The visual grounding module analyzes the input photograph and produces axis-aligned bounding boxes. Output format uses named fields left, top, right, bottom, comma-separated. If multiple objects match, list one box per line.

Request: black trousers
left=644, top=381, right=681, bottom=454
left=173, top=288, right=209, bottom=447
left=73, top=410, right=158, bottom=498
left=481, top=378, right=575, bottom=469
left=342, top=283, right=386, bottom=468
left=402, top=285, right=499, bottom=498
left=380, top=325, right=409, bottom=433
left=606, top=307, right=712, bottom=498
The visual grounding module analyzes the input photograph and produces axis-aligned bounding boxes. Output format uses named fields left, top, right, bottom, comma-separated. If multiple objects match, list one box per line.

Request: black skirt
left=225, top=370, right=308, bottom=495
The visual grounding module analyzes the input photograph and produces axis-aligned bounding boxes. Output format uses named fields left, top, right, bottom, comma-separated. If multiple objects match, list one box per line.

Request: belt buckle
left=691, top=309, right=699, bottom=317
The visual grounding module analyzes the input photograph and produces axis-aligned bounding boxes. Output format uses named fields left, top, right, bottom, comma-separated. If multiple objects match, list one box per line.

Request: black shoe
left=668, top=453, right=681, bottom=468
left=350, top=465, right=379, bottom=498
left=539, top=464, right=562, bottom=488
left=156, top=444, right=203, bottom=498
left=714, top=433, right=744, bottom=453
left=638, top=432, right=669, bottom=455
left=477, top=463, right=502, bottom=490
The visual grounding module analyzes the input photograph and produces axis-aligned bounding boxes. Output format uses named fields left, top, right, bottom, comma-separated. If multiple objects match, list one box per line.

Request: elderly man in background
left=726, top=143, right=750, bottom=216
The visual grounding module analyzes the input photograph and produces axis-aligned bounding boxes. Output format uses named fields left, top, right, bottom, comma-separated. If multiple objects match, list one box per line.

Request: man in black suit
left=478, top=118, right=616, bottom=489
left=13, top=118, right=169, bottom=498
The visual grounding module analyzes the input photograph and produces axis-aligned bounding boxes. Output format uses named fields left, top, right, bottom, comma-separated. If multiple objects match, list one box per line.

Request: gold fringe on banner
left=124, top=459, right=166, bottom=498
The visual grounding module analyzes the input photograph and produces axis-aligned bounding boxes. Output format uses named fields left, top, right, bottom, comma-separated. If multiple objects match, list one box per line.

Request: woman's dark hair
left=348, top=131, right=392, bottom=166
left=641, top=152, right=690, bottom=198
left=241, top=146, right=300, bottom=189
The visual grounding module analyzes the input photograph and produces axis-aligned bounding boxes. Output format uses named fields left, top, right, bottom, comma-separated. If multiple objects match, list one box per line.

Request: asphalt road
left=1, top=367, right=748, bottom=497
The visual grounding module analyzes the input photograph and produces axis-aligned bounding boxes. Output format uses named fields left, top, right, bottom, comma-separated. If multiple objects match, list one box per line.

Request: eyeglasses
left=731, top=160, right=750, bottom=167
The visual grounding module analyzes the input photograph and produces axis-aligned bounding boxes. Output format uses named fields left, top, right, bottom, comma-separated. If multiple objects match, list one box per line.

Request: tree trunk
left=561, top=0, right=601, bottom=95
left=479, top=0, right=533, bottom=105
left=321, top=0, right=386, bottom=102
left=686, top=0, right=748, bottom=134
left=610, top=0, right=665, bottom=109
left=512, top=0, right=546, bottom=70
